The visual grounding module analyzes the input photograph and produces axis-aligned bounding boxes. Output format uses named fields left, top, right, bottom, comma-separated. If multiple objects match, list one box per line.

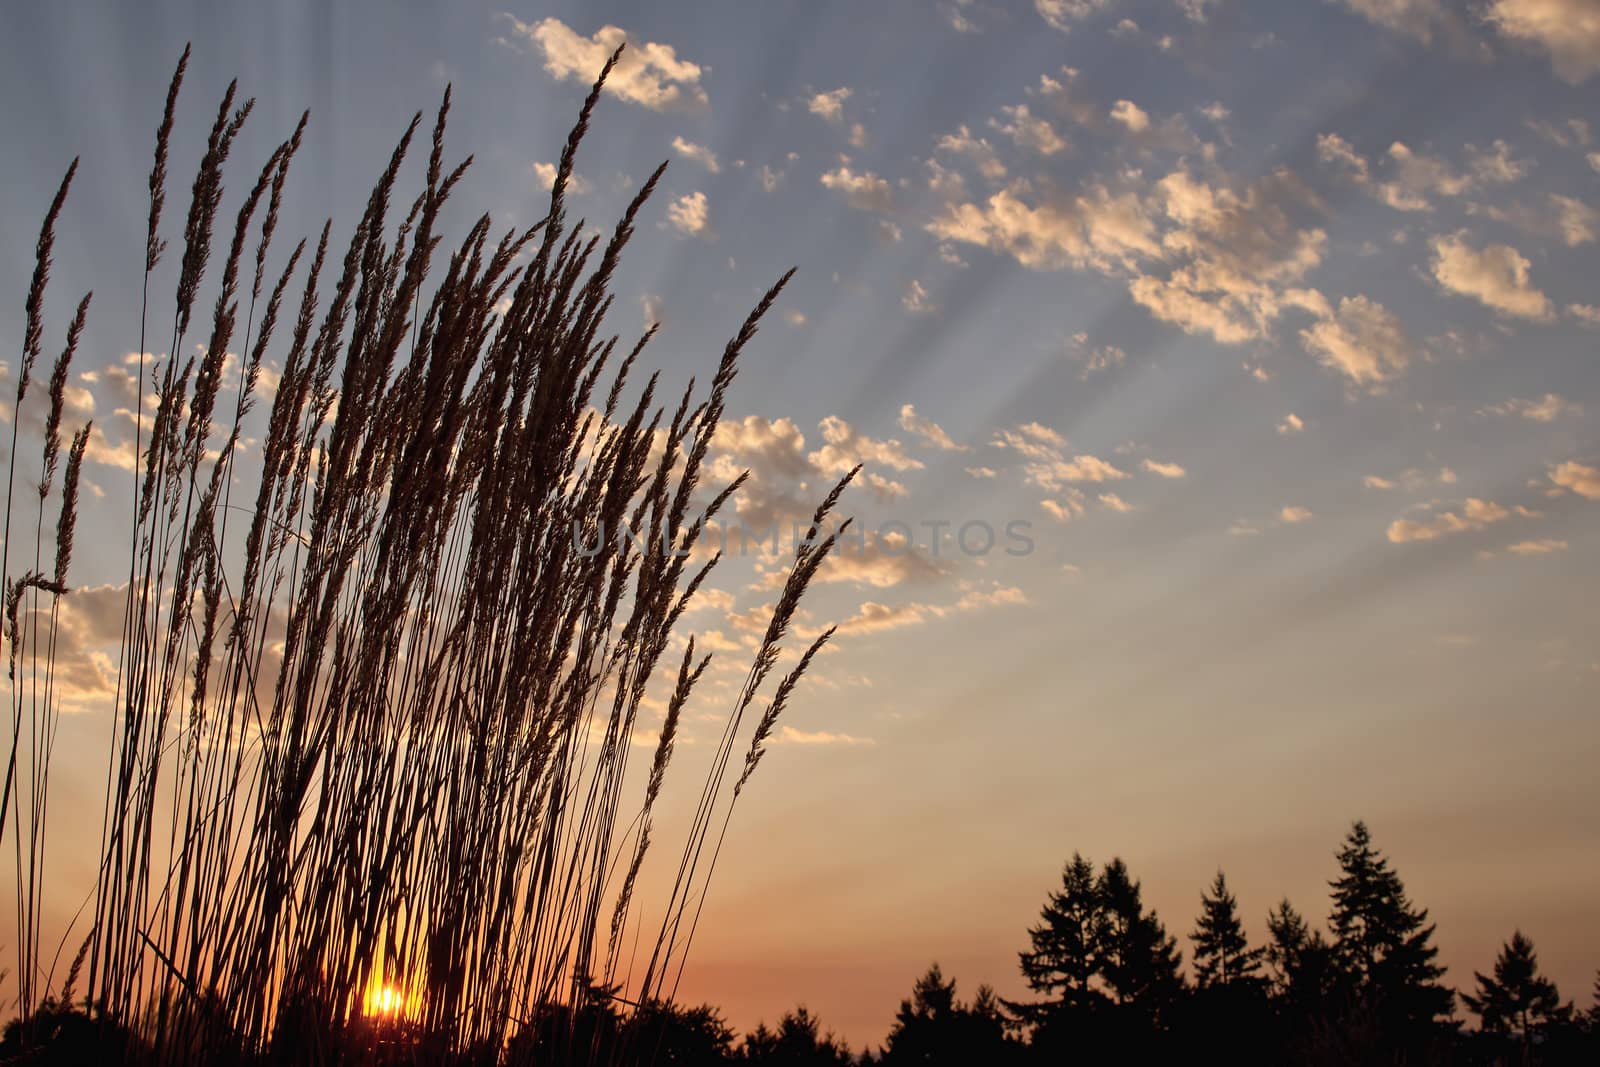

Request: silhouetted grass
left=2, top=44, right=851, bottom=1065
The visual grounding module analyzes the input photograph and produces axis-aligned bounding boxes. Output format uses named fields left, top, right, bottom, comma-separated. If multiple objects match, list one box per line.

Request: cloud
left=1506, top=538, right=1568, bottom=554
left=665, top=191, right=710, bottom=236
left=1364, top=475, right=1397, bottom=490
left=1098, top=492, right=1134, bottom=512
left=899, top=404, right=969, bottom=452
left=820, top=165, right=894, bottom=211
left=1550, top=459, right=1600, bottom=499
left=1485, top=0, right=1600, bottom=84
left=935, top=126, right=1008, bottom=184
left=1477, top=194, right=1597, bottom=246
left=1480, top=393, right=1581, bottom=421
left=992, top=104, right=1068, bottom=155
left=532, top=161, right=590, bottom=194
left=808, top=87, right=853, bottom=122
left=671, top=136, right=720, bottom=172
left=1332, top=0, right=1449, bottom=43
left=829, top=584, right=1029, bottom=636
left=1128, top=168, right=1327, bottom=344
left=809, top=416, right=924, bottom=478
left=1141, top=458, right=1187, bottom=478
left=1277, top=413, right=1305, bottom=434
left=775, top=726, right=875, bottom=746
left=1110, top=99, right=1151, bottom=133
left=1386, top=498, right=1515, bottom=542
left=1279, top=505, right=1314, bottom=523
left=966, top=466, right=998, bottom=478
left=1570, top=302, right=1600, bottom=326
left=1429, top=232, right=1553, bottom=319
left=1035, top=0, right=1109, bottom=32
left=506, top=17, right=708, bottom=110
left=903, top=279, right=938, bottom=314
left=1298, top=294, right=1411, bottom=386
left=1319, top=136, right=1526, bottom=212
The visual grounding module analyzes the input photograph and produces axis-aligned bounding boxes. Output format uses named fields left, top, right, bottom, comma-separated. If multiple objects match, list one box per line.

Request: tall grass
left=2, top=45, right=851, bottom=1064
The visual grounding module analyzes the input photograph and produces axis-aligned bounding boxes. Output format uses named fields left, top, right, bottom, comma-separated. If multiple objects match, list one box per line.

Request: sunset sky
left=2, top=0, right=1598, bottom=1047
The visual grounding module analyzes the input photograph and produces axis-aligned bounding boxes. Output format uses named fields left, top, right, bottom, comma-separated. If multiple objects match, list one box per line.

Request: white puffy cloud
left=532, top=161, right=590, bottom=194
left=665, top=191, right=710, bottom=236
left=1550, top=459, right=1600, bottom=499
left=1277, top=413, right=1305, bottom=434
left=671, top=136, right=720, bottom=172
left=1429, top=232, right=1553, bottom=319
left=1035, top=0, right=1109, bottom=32
left=820, top=165, right=894, bottom=211
left=1386, top=498, right=1515, bottom=542
left=899, top=404, right=969, bottom=452
left=1279, top=505, right=1314, bottom=523
left=1485, top=0, right=1600, bottom=84
left=1141, top=458, right=1187, bottom=478
left=808, top=87, right=853, bottom=122
left=991, top=104, right=1068, bottom=155
left=1298, top=294, right=1411, bottom=386
left=507, top=17, right=708, bottom=110
left=1110, top=100, right=1151, bottom=133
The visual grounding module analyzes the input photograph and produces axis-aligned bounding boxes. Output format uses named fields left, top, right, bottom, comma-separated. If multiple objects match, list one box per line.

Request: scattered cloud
left=1386, top=498, right=1515, bottom=542
left=1141, top=458, right=1187, bottom=478
left=1110, top=99, right=1151, bottom=133
left=1550, top=460, right=1600, bottom=499
left=1279, top=505, right=1314, bottom=524
left=1480, top=393, right=1581, bottom=421
left=1429, top=232, right=1553, bottom=320
left=992, top=104, right=1068, bottom=155
left=506, top=16, right=708, bottom=110
left=1298, top=294, right=1411, bottom=386
left=532, top=161, right=590, bottom=194
left=1035, top=0, right=1109, bottom=33
left=1484, top=0, right=1600, bottom=84
left=899, top=404, right=970, bottom=452
left=665, top=191, right=710, bottom=236
left=903, top=279, right=938, bottom=314
left=808, top=87, right=853, bottom=122
left=820, top=164, right=894, bottom=211
left=1506, top=538, right=1568, bottom=554
left=1277, top=413, right=1305, bottom=434
left=671, top=136, right=720, bottom=172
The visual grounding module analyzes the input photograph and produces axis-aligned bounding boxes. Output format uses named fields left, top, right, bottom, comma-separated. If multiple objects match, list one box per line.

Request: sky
left=1, top=0, right=1599, bottom=1048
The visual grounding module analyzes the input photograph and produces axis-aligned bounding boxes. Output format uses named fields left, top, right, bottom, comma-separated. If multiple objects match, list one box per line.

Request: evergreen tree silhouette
left=1190, top=870, right=1266, bottom=990
left=1096, top=858, right=1185, bottom=1018
left=1265, top=898, right=1333, bottom=1008
left=1462, top=931, right=1563, bottom=1039
left=879, top=964, right=1019, bottom=1065
left=1015, top=852, right=1108, bottom=1022
left=1326, top=822, right=1454, bottom=1042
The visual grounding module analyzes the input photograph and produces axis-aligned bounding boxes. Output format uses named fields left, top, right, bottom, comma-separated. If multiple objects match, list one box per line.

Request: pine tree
left=1462, top=931, right=1562, bottom=1039
left=1017, top=852, right=1107, bottom=1017
left=880, top=965, right=1018, bottom=1065
left=1097, top=858, right=1185, bottom=1015
left=1327, top=821, right=1454, bottom=1029
left=1190, top=870, right=1265, bottom=990
left=1265, top=898, right=1330, bottom=1004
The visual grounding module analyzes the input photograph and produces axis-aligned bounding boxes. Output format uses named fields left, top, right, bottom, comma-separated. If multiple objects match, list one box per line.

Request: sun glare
left=361, top=977, right=420, bottom=1023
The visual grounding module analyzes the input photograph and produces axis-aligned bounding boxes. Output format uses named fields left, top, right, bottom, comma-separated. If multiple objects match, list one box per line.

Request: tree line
left=490, top=821, right=1597, bottom=1065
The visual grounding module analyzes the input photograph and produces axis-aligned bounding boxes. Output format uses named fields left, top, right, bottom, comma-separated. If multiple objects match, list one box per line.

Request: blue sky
left=2, top=0, right=1598, bottom=1046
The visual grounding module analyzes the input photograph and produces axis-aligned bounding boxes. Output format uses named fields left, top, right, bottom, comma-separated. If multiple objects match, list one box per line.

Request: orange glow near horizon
left=361, top=976, right=421, bottom=1023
